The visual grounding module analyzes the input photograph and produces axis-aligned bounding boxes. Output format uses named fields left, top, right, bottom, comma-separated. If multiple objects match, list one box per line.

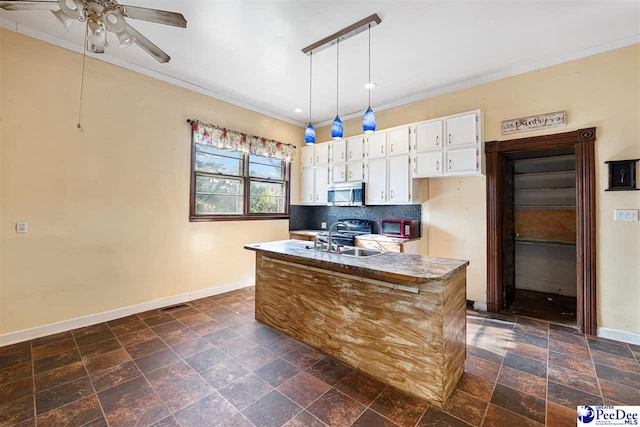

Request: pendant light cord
left=77, top=22, right=88, bottom=129
left=368, top=23, right=371, bottom=107
left=336, top=40, right=339, bottom=117
left=309, top=52, right=312, bottom=124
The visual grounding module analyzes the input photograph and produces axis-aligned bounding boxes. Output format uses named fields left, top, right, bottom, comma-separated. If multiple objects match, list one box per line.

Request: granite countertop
left=355, top=234, right=420, bottom=244
left=244, top=239, right=468, bottom=284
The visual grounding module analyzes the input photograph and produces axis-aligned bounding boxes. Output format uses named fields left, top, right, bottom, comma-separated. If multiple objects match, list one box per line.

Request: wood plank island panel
left=253, top=253, right=467, bottom=407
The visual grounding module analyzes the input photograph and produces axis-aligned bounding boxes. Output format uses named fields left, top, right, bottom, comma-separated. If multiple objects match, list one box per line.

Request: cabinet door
left=388, top=155, right=411, bottom=203
left=415, top=120, right=443, bottom=152
left=331, top=163, right=346, bottom=183
left=414, top=151, right=443, bottom=177
left=315, top=142, right=330, bottom=165
left=347, top=162, right=364, bottom=182
left=301, top=146, right=315, bottom=167
left=446, top=147, right=479, bottom=174
left=366, top=158, right=387, bottom=204
left=367, top=132, right=387, bottom=159
left=331, top=139, right=347, bottom=163
left=388, top=126, right=410, bottom=156
left=445, top=113, right=477, bottom=147
left=301, top=167, right=315, bottom=204
left=346, top=136, right=364, bottom=162
left=315, top=166, right=329, bottom=204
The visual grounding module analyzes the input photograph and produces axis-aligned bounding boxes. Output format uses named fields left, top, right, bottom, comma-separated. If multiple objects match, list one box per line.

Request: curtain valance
left=188, top=119, right=295, bottom=162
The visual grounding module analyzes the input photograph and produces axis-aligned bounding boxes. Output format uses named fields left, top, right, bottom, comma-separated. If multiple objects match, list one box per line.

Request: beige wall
left=318, top=45, right=640, bottom=334
left=0, top=30, right=302, bottom=334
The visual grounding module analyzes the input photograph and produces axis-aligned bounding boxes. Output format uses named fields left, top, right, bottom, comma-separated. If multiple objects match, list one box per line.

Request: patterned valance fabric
left=189, top=119, right=296, bottom=162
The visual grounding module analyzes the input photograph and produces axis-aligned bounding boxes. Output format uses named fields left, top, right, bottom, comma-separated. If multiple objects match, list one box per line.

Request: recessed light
left=294, top=108, right=304, bottom=113
left=365, top=82, right=377, bottom=89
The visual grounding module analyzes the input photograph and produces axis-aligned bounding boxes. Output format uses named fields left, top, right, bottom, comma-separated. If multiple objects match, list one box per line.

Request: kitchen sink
left=339, top=248, right=384, bottom=258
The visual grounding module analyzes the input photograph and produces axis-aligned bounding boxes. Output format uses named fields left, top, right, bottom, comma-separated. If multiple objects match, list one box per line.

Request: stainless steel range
left=316, top=219, right=373, bottom=246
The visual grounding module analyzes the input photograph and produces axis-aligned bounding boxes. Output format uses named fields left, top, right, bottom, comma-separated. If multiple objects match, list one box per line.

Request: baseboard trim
left=0, top=280, right=253, bottom=347
left=597, top=327, right=640, bottom=345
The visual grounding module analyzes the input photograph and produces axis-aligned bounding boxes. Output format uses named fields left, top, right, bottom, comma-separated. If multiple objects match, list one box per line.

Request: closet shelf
left=515, top=238, right=576, bottom=247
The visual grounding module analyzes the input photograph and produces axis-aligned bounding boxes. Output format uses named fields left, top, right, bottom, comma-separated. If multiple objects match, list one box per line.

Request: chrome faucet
left=327, top=221, right=351, bottom=253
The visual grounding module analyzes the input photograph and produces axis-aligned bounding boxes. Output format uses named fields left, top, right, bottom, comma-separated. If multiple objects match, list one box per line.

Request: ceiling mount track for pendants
left=302, top=13, right=382, bottom=56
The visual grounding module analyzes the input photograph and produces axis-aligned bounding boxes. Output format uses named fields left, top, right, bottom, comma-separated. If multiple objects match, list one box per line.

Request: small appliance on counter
left=380, top=218, right=420, bottom=238
left=316, top=219, right=373, bottom=246
left=327, top=182, right=365, bottom=206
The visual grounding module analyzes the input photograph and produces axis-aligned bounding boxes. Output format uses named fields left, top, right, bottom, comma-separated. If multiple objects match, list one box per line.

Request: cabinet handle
left=391, top=143, right=394, bottom=152
left=436, top=136, right=439, bottom=146
left=448, top=134, right=452, bottom=144
left=380, top=145, right=384, bottom=154
left=413, top=157, right=417, bottom=174
left=436, top=160, right=440, bottom=171
left=315, top=194, right=319, bottom=201
left=341, top=152, right=345, bottom=160
left=349, top=170, right=352, bottom=179
left=316, top=155, right=319, bottom=162
left=309, top=194, right=313, bottom=201
left=381, top=190, right=384, bottom=199
left=390, top=190, right=394, bottom=199
left=341, top=171, right=344, bottom=180
left=448, top=159, right=452, bottom=170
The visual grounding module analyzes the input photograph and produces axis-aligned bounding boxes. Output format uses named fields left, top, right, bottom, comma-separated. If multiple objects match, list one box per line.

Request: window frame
left=189, top=143, right=291, bottom=221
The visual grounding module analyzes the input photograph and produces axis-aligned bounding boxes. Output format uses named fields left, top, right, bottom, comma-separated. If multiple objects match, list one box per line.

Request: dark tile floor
left=1, top=287, right=639, bottom=427
left=504, top=289, right=577, bottom=327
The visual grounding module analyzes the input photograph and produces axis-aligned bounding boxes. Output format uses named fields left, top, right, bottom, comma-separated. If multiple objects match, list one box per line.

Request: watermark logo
left=577, top=406, right=640, bottom=426
left=578, top=406, right=596, bottom=424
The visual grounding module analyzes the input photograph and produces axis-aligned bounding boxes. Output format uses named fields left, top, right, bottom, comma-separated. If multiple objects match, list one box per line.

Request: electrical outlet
left=16, top=221, right=28, bottom=233
left=614, top=209, right=638, bottom=222
left=321, top=222, right=327, bottom=229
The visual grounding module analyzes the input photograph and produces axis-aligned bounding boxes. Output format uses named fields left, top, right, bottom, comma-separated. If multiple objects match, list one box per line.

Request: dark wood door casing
left=502, top=157, right=516, bottom=308
left=485, top=128, right=597, bottom=334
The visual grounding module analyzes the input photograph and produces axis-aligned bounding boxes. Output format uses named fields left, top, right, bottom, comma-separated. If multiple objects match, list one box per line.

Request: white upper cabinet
left=346, top=136, right=364, bottom=162
left=331, top=139, right=346, bottom=163
left=446, top=147, right=478, bottom=174
left=301, top=145, right=315, bottom=168
left=366, top=158, right=387, bottom=204
left=387, top=126, right=411, bottom=156
left=415, top=120, right=443, bottom=152
left=301, top=167, right=315, bottom=204
left=445, top=113, right=478, bottom=147
left=301, top=143, right=330, bottom=167
left=388, top=155, right=411, bottom=203
left=412, top=110, right=484, bottom=178
left=367, top=132, right=387, bottom=159
left=315, top=142, right=330, bottom=165
left=315, top=166, right=329, bottom=204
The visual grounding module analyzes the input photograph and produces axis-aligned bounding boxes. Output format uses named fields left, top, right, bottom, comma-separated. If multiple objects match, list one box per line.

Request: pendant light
left=363, top=23, right=376, bottom=133
left=304, top=52, right=316, bottom=145
left=331, top=40, right=344, bottom=140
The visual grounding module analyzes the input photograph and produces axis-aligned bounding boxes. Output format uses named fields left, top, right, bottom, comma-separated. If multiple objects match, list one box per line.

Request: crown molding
left=0, top=17, right=308, bottom=128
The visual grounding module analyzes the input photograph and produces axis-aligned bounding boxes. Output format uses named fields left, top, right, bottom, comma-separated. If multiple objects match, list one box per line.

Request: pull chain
left=77, top=22, right=88, bottom=129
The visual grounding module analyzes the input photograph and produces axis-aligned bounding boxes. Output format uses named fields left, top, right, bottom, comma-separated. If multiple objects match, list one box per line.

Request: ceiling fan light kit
left=0, top=0, right=187, bottom=62
left=301, top=13, right=381, bottom=143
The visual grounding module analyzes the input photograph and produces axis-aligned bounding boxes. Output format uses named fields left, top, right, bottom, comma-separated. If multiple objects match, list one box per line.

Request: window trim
left=189, top=143, right=291, bottom=221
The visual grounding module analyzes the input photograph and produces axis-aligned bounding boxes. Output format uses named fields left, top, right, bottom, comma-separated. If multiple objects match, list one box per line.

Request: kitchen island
left=244, top=240, right=469, bottom=407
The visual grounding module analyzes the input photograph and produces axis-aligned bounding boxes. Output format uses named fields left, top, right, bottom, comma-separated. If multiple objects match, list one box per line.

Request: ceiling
left=1, top=1, right=639, bottom=127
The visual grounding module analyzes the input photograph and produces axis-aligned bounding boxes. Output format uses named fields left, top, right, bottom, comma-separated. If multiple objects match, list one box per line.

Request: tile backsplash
left=289, top=205, right=421, bottom=234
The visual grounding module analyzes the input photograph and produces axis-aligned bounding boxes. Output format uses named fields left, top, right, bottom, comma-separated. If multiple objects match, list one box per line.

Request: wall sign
left=501, top=111, right=567, bottom=135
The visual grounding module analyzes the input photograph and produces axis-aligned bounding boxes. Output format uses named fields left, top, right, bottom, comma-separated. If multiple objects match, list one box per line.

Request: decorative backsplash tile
left=290, top=205, right=421, bottom=234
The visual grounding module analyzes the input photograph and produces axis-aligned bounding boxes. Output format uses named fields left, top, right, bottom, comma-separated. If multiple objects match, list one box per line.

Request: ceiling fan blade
left=120, top=5, right=186, bottom=28
left=126, top=24, right=170, bottom=63
left=0, top=0, right=57, bottom=10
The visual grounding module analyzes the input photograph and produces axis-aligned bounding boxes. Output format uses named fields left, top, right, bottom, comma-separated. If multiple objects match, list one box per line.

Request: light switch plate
left=614, top=209, right=638, bottom=222
left=16, top=221, right=28, bottom=233
left=321, top=222, right=327, bottom=229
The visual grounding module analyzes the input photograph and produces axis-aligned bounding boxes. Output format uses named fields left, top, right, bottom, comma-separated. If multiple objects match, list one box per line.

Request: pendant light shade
left=331, top=40, right=343, bottom=140
left=363, top=107, right=376, bottom=133
left=305, top=52, right=316, bottom=145
left=363, top=23, right=376, bottom=133
left=331, top=116, right=344, bottom=139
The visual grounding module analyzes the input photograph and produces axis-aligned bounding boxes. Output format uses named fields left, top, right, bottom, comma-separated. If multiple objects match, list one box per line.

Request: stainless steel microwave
left=327, top=182, right=365, bottom=206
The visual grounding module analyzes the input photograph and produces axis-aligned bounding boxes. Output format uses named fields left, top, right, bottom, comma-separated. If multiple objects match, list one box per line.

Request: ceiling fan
left=0, top=0, right=187, bottom=63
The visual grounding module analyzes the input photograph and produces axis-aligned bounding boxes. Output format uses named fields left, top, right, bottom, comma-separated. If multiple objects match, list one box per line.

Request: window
left=190, top=143, right=290, bottom=221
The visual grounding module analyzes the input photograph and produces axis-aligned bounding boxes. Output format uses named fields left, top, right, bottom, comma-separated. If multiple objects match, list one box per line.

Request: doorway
left=485, top=128, right=597, bottom=334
